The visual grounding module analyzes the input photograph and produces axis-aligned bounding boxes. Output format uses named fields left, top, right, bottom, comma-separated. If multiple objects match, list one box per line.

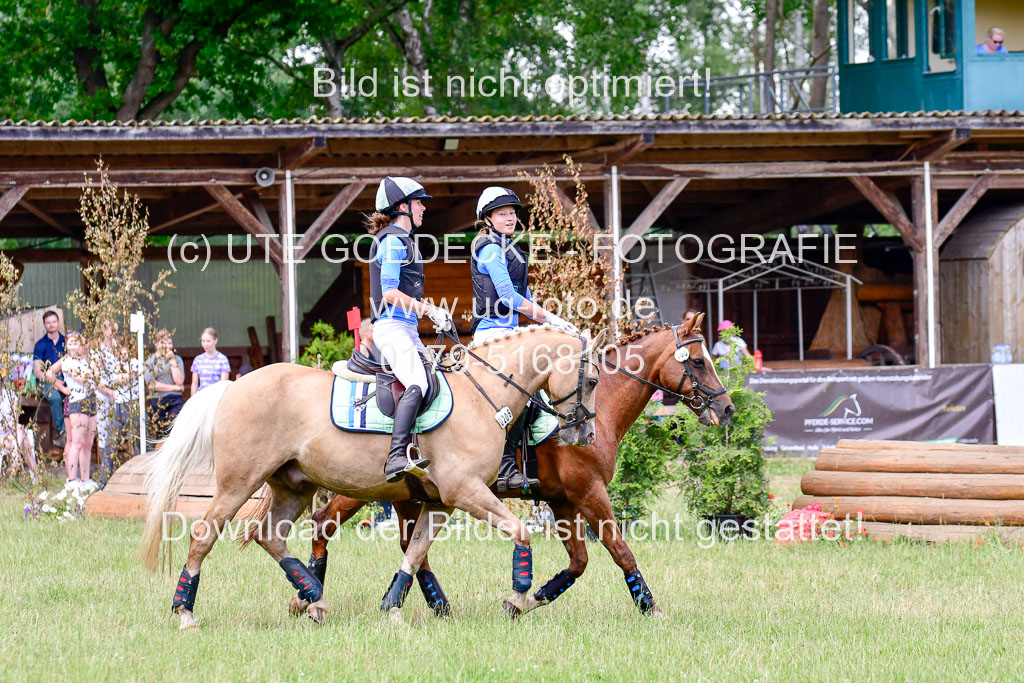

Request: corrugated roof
left=0, top=110, right=1022, bottom=127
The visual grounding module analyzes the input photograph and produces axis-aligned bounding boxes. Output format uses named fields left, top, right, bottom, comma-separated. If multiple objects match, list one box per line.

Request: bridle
left=437, top=328, right=598, bottom=431
left=600, top=325, right=727, bottom=417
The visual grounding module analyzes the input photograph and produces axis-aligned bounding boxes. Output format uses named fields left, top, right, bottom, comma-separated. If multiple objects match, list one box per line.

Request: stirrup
left=385, top=443, right=429, bottom=483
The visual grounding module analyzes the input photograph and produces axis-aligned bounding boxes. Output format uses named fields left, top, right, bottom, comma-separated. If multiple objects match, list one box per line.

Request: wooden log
left=856, top=284, right=913, bottom=302
left=833, top=439, right=1024, bottom=453
left=801, top=470, right=1024, bottom=499
left=85, top=491, right=266, bottom=520
left=815, top=448, right=1024, bottom=474
left=860, top=521, right=1024, bottom=544
left=791, top=495, right=1024, bottom=525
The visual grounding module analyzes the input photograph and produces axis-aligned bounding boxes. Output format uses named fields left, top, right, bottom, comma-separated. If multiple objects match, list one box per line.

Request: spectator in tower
left=976, top=27, right=1008, bottom=54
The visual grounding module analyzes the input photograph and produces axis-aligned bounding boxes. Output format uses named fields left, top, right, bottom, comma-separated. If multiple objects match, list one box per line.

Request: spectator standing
left=1, top=357, right=36, bottom=480
left=97, top=343, right=142, bottom=488
left=190, top=327, right=231, bottom=394
left=94, top=320, right=121, bottom=479
left=145, top=330, right=184, bottom=439
left=711, top=319, right=754, bottom=370
left=47, top=331, right=97, bottom=490
left=31, top=310, right=67, bottom=449
left=976, top=27, right=1009, bottom=54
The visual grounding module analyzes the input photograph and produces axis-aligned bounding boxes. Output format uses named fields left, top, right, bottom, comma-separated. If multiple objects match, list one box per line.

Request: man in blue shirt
left=976, top=27, right=1009, bottom=54
left=31, top=310, right=67, bottom=447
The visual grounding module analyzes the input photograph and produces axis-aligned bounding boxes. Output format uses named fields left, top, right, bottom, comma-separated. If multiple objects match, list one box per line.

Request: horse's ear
left=591, top=328, right=608, bottom=349
left=580, top=328, right=592, bottom=341
left=689, top=312, right=706, bottom=336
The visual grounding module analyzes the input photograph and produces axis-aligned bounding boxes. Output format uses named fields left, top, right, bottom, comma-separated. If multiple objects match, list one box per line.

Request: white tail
left=139, top=381, right=232, bottom=571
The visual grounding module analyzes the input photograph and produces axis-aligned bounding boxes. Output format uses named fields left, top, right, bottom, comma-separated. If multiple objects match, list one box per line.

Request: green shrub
left=608, top=406, right=678, bottom=523
left=671, top=326, right=773, bottom=518
left=297, top=321, right=355, bottom=369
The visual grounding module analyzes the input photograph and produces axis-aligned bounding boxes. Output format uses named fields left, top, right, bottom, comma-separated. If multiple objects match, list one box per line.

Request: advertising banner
left=747, top=364, right=995, bottom=455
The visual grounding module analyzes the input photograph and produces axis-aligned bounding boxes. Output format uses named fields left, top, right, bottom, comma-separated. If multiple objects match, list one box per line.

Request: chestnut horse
left=140, top=326, right=601, bottom=629
left=295, top=313, right=733, bottom=618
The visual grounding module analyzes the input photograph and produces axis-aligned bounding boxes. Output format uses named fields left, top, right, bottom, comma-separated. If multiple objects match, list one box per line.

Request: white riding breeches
left=373, top=319, right=428, bottom=392
left=472, top=326, right=519, bottom=345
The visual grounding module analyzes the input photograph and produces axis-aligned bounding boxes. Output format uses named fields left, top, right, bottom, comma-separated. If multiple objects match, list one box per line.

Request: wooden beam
left=554, top=185, right=602, bottom=232
left=204, top=185, right=282, bottom=265
left=19, top=199, right=76, bottom=237
left=149, top=187, right=240, bottom=232
left=296, top=182, right=366, bottom=259
left=848, top=176, right=921, bottom=251
left=605, top=133, right=654, bottom=165
left=0, top=186, right=29, bottom=223
left=935, top=174, right=996, bottom=246
left=244, top=191, right=275, bottom=232
left=623, top=178, right=689, bottom=238
left=902, top=128, right=971, bottom=161
left=425, top=196, right=479, bottom=236
left=279, top=136, right=327, bottom=170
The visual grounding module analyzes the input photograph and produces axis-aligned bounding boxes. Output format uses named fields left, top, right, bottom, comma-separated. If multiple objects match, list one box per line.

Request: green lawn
left=3, top=463, right=1024, bottom=681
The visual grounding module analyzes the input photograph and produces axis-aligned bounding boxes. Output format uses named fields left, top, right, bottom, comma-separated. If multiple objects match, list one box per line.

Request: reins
left=599, top=325, right=727, bottom=416
left=434, top=326, right=596, bottom=430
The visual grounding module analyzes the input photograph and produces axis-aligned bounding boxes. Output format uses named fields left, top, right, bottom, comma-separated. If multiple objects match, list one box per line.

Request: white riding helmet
left=375, top=177, right=432, bottom=215
left=476, top=187, right=522, bottom=221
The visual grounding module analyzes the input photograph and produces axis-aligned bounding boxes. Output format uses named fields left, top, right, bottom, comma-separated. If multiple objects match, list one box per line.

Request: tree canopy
left=0, top=0, right=831, bottom=120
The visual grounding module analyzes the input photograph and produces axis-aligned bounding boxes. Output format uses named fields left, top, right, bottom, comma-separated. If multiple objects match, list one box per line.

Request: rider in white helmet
left=470, top=186, right=578, bottom=490
left=368, top=176, right=453, bottom=483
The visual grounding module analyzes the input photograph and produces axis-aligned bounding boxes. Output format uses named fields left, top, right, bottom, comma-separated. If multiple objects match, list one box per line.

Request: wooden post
left=911, top=176, right=940, bottom=365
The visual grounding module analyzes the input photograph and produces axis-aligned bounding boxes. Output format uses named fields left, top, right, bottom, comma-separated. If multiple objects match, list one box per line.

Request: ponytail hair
left=364, top=212, right=392, bottom=235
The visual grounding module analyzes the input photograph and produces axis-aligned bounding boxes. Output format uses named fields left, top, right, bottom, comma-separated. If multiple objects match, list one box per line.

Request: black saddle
left=348, top=349, right=440, bottom=418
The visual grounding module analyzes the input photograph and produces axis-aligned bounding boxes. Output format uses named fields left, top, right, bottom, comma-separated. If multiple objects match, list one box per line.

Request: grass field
left=4, top=459, right=1024, bottom=681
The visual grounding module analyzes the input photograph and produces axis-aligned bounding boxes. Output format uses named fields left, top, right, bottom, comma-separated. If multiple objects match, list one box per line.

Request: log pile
left=794, top=439, right=1024, bottom=542
left=84, top=452, right=266, bottom=520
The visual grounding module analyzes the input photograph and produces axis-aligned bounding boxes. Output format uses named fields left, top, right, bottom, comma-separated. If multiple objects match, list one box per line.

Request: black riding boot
left=384, top=385, right=431, bottom=483
left=496, top=438, right=525, bottom=491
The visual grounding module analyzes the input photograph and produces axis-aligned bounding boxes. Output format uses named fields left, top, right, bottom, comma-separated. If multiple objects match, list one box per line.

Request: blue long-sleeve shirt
left=476, top=241, right=534, bottom=331
left=377, top=234, right=418, bottom=325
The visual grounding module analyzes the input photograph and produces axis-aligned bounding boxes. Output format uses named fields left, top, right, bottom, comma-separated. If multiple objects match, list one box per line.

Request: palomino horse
left=296, top=312, right=733, bottom=617
left=140, top=326, right=602, bottom=629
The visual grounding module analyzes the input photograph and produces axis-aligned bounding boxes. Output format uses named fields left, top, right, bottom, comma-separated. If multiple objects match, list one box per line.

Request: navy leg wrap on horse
left=172, top=565, right=200, bottom=613
left=512, top=544, right=533, bottom=593
left=381, top=570, right=414, bottom=611
left=308, top=551, right=328, bottom=586
left=416, top=569, right=451, bottom=617
left=533, top=568, right=575, bottom=604
left=280, top=557, right=324, bottom=604
left=624, top=570, right=656, bottom=613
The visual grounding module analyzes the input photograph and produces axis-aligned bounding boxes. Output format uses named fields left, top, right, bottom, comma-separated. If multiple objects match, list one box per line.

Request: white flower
left=38, top=491, right=49, bottom=501
left=63, top=511, right=74, bottom=520
left=41, top=504, right=55, bottom=514
left=54, top=490, right=67, bottom=501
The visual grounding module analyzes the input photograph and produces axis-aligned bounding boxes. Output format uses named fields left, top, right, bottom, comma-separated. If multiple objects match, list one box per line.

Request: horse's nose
left=585, top=432, right=595, bottom=445
left=720, top=402, right=735, bottom=426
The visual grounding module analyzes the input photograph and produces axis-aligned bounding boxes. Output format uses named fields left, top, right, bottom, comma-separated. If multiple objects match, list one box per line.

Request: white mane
left=464, top=324, right=571, bottom=350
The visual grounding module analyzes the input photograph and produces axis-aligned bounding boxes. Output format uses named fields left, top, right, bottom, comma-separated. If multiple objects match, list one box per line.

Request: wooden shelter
left=2, top=112, right=1024, bottom=364
left=940, top=201, right=1024, bottom=363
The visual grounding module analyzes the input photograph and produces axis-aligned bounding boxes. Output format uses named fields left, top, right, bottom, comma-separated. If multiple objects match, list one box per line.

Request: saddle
left=346, top=349, right=440, bottom=418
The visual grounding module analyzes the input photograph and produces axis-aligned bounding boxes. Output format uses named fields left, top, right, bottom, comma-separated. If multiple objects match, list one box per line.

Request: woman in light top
left=469, top=186, right=578, bottom=490
left=47, top=331, right=97, bottom=489
left=190, top=327, right=231, bottom=394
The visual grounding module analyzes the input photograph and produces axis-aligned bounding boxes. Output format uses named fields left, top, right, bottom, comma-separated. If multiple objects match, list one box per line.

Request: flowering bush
left=24, top=480, right=96, bottom=521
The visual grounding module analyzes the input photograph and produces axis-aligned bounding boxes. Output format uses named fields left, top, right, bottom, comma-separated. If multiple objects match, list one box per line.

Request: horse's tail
left=139, top=381, right=232, bottom=572
left=237, top=488, right=273, bottom=550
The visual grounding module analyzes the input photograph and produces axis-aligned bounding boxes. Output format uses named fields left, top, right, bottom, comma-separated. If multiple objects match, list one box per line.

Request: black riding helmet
left=376, top=176, right=432, bottom=217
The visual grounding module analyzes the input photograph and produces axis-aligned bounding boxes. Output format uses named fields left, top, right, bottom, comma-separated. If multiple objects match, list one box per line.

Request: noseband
left=548, top=335, right=599, bottom=430
left=601, top=325, right=727, bottom=416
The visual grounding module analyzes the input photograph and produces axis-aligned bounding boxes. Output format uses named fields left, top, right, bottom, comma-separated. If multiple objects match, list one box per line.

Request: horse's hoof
left=289, top=596, right=310, bottom=617
left=645, top=604, right=665, bottom=619
left=177, top=610, right=198, bottom=631
left=385, top=607, right=403, bottom=625
left=502, top=598, right=522, bottom=620
left=306, top=605, right=326, bottom=625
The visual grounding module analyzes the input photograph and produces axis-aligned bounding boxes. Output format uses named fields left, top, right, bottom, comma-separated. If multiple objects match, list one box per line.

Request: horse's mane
left=464, top=323, right=570, bottom=350
left=604, top=323, right=674, bottom=352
